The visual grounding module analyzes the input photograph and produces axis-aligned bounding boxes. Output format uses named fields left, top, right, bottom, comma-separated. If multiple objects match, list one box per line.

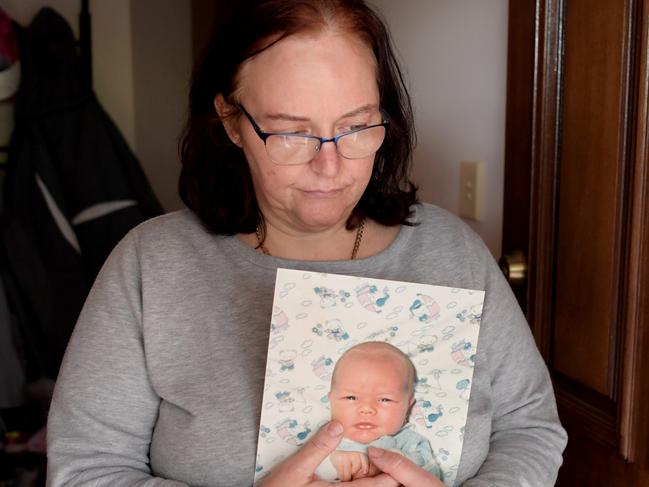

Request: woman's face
left=224, top=30, right=380, bottom=234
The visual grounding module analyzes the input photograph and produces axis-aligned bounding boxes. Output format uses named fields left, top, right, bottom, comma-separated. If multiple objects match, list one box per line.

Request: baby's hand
left=329, top=450, right=373, bottom=481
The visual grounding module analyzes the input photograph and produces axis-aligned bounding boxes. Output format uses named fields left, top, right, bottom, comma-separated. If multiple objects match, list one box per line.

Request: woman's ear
left=214, top=94, right=242, bottom=147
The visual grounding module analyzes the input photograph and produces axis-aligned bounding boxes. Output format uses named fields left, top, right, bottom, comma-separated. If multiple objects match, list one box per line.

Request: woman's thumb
left=285, top=421, right=344, bottom=476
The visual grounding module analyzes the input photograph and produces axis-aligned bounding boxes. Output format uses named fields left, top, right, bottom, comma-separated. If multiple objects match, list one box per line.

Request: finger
left=359, top=453, right=369, bottom=477
left=334, top=465, right=345, bottom=481
left=354, top=456, right=366, bottom=479
left=368, top=448, right=444, bottom=487
left=347, top=458, right=356, bottom=481
left=348, top=472, right=400, bottom=487
left=332, top=456, right=345, bottom=480
left=342, top=457, right=352, bottom=482
left=285, top=421, right=344, bottom=477
left=351, top=454, right=363, bottom=477
left=367, top=460, right=381, bottom=477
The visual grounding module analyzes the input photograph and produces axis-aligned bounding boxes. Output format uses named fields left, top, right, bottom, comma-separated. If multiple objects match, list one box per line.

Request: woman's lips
left=301, top=189, right=342, bottom=197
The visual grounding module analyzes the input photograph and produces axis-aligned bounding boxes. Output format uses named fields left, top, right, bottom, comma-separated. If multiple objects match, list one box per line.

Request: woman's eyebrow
left=264, top=104, right=378, bottom=122
left=339, top=104, right=378, bottom=119
left=265, top=112, right=310, bottom=122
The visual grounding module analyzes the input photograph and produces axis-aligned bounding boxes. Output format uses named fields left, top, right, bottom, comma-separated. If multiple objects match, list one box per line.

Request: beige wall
left=131, top=0, right=191, bottom=212
left=0, top=0, right=190, bottom=211
left=90, top=0, right=137, bottom=153
left=370, top=0, right=508, bottom=257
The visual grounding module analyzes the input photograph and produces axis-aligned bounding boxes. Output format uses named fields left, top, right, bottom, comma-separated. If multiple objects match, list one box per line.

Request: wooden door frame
left=503, top=0, right=562, bottom=360
left=620, top=0, right=649, bottom=464
left=503, top=0, right=649, bottom=476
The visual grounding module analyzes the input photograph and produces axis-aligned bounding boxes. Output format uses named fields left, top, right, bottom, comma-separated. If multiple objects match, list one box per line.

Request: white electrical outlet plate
left=459, top=161, right=483, bottom=220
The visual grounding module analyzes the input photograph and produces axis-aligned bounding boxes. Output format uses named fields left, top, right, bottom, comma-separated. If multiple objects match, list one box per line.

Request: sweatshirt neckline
left=221, top=205, right=420, bottom=271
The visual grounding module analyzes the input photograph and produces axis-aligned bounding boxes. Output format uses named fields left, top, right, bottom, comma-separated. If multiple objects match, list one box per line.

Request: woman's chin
left=291, top=206, right=355, bottom=231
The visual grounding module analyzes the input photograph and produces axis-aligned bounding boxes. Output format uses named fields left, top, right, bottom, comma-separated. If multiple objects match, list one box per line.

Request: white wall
left=0, top=0, right=190, bottom=211
left=370, top=0, right=508, bottom=257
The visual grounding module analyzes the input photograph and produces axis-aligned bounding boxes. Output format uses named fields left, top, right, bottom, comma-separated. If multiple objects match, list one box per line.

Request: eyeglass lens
left=266, top=125, right=386, bottom=165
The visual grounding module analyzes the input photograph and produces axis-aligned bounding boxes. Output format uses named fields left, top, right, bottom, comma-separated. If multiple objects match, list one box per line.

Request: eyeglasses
left=237, top=104, right=390, bottom=165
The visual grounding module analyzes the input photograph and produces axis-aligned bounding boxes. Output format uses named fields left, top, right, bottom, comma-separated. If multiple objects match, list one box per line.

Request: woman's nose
left=309, top=140, right=342, bottom=176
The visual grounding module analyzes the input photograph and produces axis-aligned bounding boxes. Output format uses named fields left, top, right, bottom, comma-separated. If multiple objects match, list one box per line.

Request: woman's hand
left=260, top=422, right=399, bottom=487
left=368, top=447, right=446, bottom=487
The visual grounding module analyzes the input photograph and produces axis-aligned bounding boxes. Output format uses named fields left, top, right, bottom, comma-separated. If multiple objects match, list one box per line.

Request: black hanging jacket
left=1, top=8, right=162, bottom=380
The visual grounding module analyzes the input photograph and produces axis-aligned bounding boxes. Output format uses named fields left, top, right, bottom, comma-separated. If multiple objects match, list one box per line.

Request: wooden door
left=503, top=0, right=649, bottom=485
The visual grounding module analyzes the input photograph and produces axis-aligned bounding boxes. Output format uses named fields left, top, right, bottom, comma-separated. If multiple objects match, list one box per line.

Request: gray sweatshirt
left=47, top=203, right=566, bottom=486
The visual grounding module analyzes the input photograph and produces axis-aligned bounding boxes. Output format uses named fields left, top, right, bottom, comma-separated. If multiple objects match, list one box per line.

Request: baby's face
left=329, top=353, right=413, bottom=444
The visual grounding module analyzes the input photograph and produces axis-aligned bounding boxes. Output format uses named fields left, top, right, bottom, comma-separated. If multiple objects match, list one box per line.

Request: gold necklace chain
left=255, top=218, right=365, bottom=260
left=350, top=218, right=365, bottom=260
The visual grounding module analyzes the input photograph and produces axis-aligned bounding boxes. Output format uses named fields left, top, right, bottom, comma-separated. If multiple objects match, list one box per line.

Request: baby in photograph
left=317, top=341, right=443, bottom=482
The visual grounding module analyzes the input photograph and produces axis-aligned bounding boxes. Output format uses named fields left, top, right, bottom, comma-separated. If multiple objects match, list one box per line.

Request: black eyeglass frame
left=236, top=104, right=390, bottom=164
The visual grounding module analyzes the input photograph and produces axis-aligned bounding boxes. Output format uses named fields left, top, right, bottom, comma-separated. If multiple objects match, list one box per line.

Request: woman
left=47, top=1, right=567, bottom=486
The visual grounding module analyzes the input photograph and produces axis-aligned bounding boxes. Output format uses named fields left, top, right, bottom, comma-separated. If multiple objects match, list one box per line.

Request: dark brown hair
left=179, top=0, right=418, bottom=235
